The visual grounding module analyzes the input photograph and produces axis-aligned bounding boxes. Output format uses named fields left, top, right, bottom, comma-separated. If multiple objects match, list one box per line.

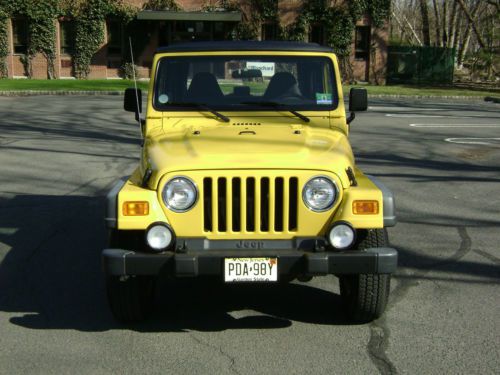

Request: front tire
left=339, top=229, right=391, bottom=322
left=106, top=229, right=156, bottom=323
left=106, top=275, right=156, bottom=323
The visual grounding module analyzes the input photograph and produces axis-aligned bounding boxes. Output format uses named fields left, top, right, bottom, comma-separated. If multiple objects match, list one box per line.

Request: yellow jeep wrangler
left=103, top=41, right=397, bottom=323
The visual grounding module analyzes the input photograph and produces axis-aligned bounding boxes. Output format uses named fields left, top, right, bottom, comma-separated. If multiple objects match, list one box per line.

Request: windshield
left=153, top=55, right=338, bottom=111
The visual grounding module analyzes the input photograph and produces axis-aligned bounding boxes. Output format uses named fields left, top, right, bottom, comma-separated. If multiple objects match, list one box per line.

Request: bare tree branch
left=432, top=0, right=442, bottom=47
left=392, top=10, right=423, bottom=46
left=419, top=0, right=432, bottom=45
left=455, top=0, right=488, bottom=49
left=457, top=0, right=481, bottom=67
left=442, top=0, right=449, bottom=47
left=448, top=0, right=459, bottom=47
left=484, top=0, right=499, bottom=11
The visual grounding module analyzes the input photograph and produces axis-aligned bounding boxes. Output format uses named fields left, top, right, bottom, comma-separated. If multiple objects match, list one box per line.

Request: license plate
left=224, top=258, right=278, bottom=282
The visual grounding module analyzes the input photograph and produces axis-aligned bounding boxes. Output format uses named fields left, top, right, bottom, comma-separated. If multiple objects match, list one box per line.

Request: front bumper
left=102, top=247, right=398, bottom=277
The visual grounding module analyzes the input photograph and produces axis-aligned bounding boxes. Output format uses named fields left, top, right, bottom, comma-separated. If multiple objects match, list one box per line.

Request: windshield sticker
left=245, top=62, right=275, bottom=77
left=316, top=93, right=332, bottom=105
left=158, top=94, right=169, bottom=104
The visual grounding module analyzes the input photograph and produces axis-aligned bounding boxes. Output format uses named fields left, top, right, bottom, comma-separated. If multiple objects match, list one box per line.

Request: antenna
left=129, top=37, right=143, bottom=132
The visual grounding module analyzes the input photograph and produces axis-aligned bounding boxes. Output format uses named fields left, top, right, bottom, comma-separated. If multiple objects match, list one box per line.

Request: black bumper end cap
left=367, top=247, right=398, bottom=274
left=305, top=253, right=330, bottom=275
left=175, top=254, right=199, bottom=277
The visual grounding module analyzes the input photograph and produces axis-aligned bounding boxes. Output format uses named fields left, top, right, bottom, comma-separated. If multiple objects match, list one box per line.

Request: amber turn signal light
left=123, top=201, right=149, bottom=216
left=353, top=200, right=379, bottom=215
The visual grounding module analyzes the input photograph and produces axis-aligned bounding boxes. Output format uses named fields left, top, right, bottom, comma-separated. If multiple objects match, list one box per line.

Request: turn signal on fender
left=123, top=201, right=149, bottom=216
left=353, top=200, right=379, bottom=215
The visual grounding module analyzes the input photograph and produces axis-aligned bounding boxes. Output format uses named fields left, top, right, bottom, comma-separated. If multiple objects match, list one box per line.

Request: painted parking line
left=387, top=114, right=496, bottom=118
left=445, top=138, right=500, bottom=145
left=387, top=114, right=449, bottom=118
left=368, top=106, right=448, bottom=111
left=410, top=124, right=500, bottom=128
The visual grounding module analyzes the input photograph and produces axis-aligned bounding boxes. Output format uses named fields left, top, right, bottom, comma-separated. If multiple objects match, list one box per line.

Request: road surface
left=0, top=95, right=499, bottom=374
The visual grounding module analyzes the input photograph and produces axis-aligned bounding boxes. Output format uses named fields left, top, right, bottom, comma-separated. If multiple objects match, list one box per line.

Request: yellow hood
left=144, top=123, right=354, bottom=188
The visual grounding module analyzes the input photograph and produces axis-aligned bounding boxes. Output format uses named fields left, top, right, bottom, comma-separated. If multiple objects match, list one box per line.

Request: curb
left=0, top=90, right=124, bottom=96
left=0, top=91, right=498, bottom=102
left=368, top=94, right=492, bottom=101
left=485, top=96, right=500, bottom=104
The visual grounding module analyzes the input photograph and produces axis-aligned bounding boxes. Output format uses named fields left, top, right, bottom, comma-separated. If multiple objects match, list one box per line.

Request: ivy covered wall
left=0, top=0, right=390, bottom=79
left=0, top=0, right=136, bottom=78
left=230, top=0, right=390, bottom=81
left=233, top=0, right=390, bottom=54
left=0, top=8, right=8, bottom=77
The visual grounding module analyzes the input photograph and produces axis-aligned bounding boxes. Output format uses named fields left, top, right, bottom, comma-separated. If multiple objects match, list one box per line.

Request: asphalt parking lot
left=0, top=95, right=499, bottom=374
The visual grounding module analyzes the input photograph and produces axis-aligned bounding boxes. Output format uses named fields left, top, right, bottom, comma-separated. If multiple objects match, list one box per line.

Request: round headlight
left=302, top=176, right=337, bottom=212
left=146, top=224, right=174, bottom=251
left=162, top=177, right=198, bottom=212
left=328, top=223, right=355, bottom=250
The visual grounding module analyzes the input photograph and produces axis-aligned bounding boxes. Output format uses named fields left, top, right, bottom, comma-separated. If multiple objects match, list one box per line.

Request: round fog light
left=146, top=224, right=173, bottom=251
left=328, top=223, right=355, bottom=250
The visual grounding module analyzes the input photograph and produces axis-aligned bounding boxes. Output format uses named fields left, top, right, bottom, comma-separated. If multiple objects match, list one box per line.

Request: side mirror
left=348, top=87, right=368, bottom=112
left=124, top=88, right=142, bottom=114
left=347, top=88, right=368, bottom=124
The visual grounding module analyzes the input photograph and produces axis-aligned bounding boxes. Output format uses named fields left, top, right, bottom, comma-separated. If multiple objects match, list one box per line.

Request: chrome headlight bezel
left=302, top=175, right=338, bottom=212
left=162, top=176, right=198, bottom=212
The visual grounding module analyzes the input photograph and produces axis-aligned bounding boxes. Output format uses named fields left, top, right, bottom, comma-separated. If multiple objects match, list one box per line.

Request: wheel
left=339, top=229, right=391, bottom=323
left=106, top=275, right=156, bottom=323
left=106, top=229, right=156, bottom=323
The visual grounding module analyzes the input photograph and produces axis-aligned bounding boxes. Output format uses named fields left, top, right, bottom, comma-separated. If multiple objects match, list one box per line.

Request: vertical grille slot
left=260, top=177, right=270, bottom=232
left=289, top=177, right=298, bottom=231
left=274, top=177, right=284, bottom=232
left=246, top=177, right=255, bottom=232
left=203, top=178, right=212, bottom=232
left=217, top=178, right=227, bottom=232
left=232, top=178, right=241, bottom=232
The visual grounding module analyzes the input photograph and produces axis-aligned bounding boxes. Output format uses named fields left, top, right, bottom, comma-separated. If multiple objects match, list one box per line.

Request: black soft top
left=156, top=41, right=334, bottom=54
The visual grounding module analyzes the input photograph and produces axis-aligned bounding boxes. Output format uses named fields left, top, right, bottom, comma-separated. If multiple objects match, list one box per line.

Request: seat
left=233, top=86, right=250, bottom=96
left=186, top=72, right=224, bottom=103
left=263, top=72, right=302, bottom=100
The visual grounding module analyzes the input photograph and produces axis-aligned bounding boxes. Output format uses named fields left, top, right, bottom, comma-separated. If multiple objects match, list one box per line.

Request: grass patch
left=0, top=79, right=149, bottom=92
left=0, top=79, right=497, bottom=98
left=343, top=84, right=498, bottom=97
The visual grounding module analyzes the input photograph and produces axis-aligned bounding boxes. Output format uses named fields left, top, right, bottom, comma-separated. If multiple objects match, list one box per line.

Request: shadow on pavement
left=1, top=191, right=498, bottom=333
left=397, top=246, right=500, bottom=280
left=368, top=98, right=500, bottom=115
left=0, top=194, right=350, bottom=333
left=356, top=152, right=500, bottom=181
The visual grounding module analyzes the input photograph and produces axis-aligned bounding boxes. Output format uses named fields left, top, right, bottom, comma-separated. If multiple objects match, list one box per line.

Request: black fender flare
left=366, top=175, right=397, bottom=227
left=105, top=176, right=129, bottom=228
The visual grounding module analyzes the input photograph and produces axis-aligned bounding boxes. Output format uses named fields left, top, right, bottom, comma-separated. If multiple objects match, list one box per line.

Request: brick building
left=3, top=0, right=388, bottom=82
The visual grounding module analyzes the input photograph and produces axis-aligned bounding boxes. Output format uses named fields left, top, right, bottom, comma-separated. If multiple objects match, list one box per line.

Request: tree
left=391, top=0, right=499, bottom=80
left=419, top=0, right=431, bottom=45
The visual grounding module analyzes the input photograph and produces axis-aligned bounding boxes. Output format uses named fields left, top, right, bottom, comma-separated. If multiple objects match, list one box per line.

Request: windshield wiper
left=166, top=102, right=230, bottom=123
left=240, top=101, right=310, bottom=123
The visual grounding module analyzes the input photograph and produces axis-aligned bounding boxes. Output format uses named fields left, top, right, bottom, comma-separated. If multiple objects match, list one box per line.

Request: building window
left=174, top=21, right=212, bottom=42
left=107, top=19, right=123, bottom=55
left=355, top=26, right=370, bottom=60
left=309, top=24, right=324, bottom=45
left=12, top=18, right=28, bottom=54
left=60, top=21, right=75, bottom=55
left=261, top=22, right=278, bottom=41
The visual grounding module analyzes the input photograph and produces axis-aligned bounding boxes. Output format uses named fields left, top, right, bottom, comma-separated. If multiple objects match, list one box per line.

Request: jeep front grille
left=203, top=177, right=299, bottom=234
